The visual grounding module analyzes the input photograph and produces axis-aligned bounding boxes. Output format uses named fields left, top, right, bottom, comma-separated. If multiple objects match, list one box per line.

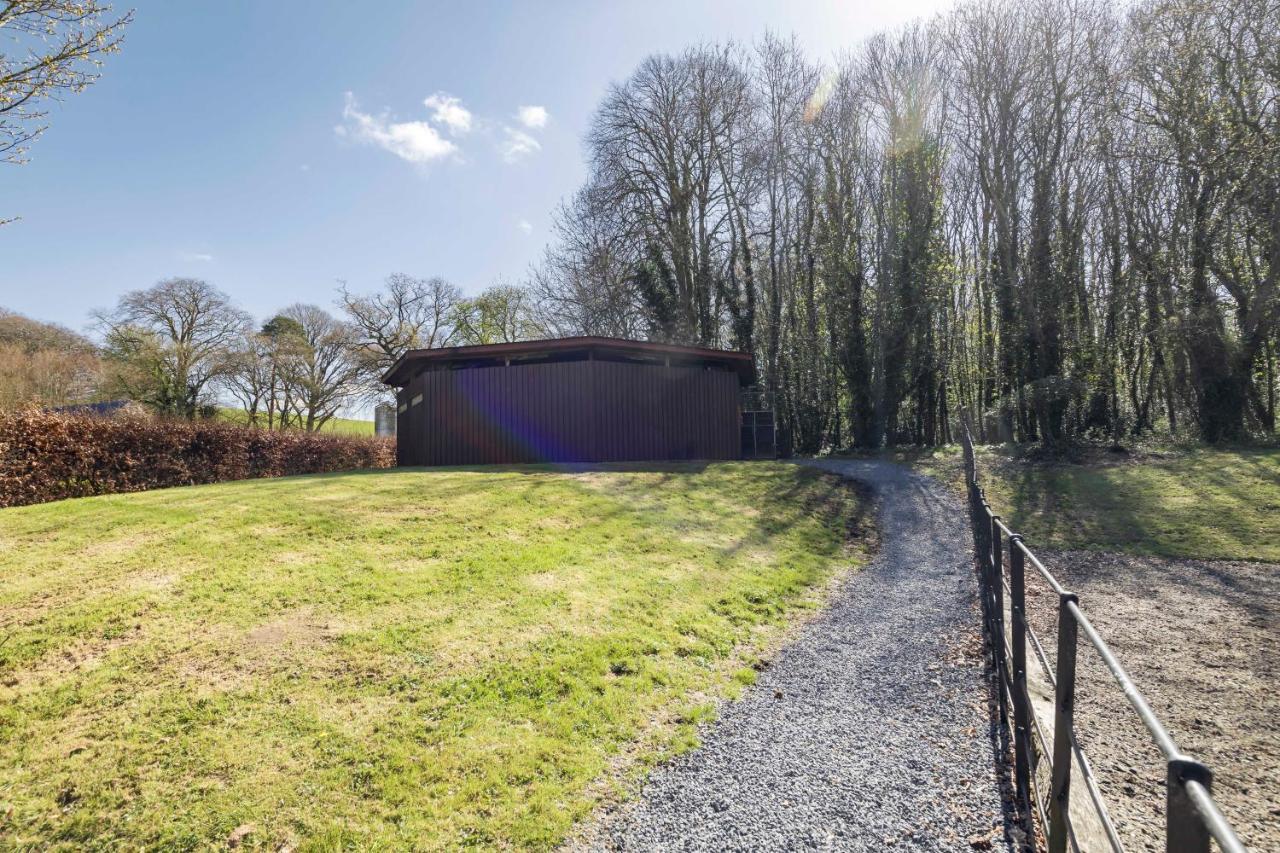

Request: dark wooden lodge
left=382, top=337, right=755, bottom=466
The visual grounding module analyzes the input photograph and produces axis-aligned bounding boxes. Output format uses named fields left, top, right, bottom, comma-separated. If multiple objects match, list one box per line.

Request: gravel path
left=597, top=459, right=1015, bottom=852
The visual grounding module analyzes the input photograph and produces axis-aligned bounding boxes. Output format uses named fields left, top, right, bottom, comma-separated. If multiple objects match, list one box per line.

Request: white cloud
left=499, top=127, right=541, bottom=163
left=338, top=92, right=457, bottom=165
left=179, top=251, right=214, bottom=263
left=338, top=91, right=548, bottom=168
left=516, top=105, right=549, bottom=129
left=517, top=219, right=533, bottom=235
left=424, top=92, right=473, bottom=136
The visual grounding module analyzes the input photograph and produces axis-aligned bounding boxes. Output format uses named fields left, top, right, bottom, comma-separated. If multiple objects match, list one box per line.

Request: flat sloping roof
left=382, top=336, right=755, bottom=386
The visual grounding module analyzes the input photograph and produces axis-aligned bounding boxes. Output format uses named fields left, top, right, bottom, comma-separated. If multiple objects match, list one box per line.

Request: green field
left=0, top=463, right=868, bottom=849
left=901, top=444, right=1280, bottom=561
left=217, top=407, right=375, bottom=436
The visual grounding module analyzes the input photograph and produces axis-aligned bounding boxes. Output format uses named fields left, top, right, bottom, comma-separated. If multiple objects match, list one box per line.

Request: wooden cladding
left=395, top=359, right=741, bottom=466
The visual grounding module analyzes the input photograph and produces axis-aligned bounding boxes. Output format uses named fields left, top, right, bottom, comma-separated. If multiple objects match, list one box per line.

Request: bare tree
left=527, top=186, right=646, bottom=339
left=339, top=274, right=461, bottom=395
left=754, top=33, right=820, bottom=410
left=96, top=278, right=250, bottom=418
left=220, top=331, right=275, bottom=426
left=277, top=304, right=363, bottom=432
left=810, top=50, right=874, bottom=446
left=588, top=45, right=755, bottom=346
left=947, top=0, right=1034, bottom=440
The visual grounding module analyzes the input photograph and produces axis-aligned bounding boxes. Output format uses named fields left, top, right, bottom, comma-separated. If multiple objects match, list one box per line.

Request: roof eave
left=381, top=336, right=755, bottom=388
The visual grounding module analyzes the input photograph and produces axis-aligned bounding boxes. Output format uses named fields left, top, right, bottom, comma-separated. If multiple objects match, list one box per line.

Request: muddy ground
left=1022, top=550, right=1278, bottom=851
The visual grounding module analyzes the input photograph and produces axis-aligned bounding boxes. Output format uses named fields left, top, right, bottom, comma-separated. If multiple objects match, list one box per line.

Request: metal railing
left=960, top=427, right=1247, bottom=853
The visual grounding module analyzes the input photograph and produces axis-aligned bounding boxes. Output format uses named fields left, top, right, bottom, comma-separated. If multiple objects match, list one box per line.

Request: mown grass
left=0, top=462, right=868, bottom=850
left=891, top=444, right=1280, bottom=561
left=217, top=407, right=375, bottom=435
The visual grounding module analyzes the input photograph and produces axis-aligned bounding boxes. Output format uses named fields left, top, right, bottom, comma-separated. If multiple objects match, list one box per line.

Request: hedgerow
left=0, top=409, right=394, bottom=507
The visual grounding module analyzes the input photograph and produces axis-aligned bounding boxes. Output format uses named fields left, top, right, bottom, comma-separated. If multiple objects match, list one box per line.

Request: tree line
left=0, top=276, right=538, bottom=429
left=530, top=0, right=1278, bottom=449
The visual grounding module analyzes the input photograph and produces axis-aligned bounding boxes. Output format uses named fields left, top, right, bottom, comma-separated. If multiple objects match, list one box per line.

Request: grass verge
left=883, top=443, right=1279, bottom=561
left=0, top=462, right=869, bottom=849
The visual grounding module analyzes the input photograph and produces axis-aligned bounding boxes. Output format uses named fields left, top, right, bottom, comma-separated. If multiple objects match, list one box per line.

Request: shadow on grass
left=990, top=446, right=1278, bottom=560
left=307, top=460, right=872, bottom=569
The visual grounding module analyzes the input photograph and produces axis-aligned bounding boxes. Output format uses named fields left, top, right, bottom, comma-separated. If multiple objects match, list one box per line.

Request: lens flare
left=804, top=70, right=838, bottom=123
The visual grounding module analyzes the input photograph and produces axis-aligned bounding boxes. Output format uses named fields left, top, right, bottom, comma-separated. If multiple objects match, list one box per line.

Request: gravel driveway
left=596, top=459, right=1016, bottom=851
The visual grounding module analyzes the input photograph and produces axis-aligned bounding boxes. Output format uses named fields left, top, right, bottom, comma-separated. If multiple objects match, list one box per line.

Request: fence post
left=977, top=493, right=994, bottom=650
left=1048, top=592, right=1079, bottom=853
left=967, top=479, right=977, bottom=591
left=967, top=477, right=981, bottom=560
left=1008, top=536, right=1033, bottom=821
left=1167, top=757, right=1212, bottom=853
left=990, top=515, right=1008, bottom=727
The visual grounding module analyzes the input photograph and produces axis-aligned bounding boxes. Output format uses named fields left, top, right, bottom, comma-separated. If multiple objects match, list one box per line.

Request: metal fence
left=960, top=427, right=1247, bottom=853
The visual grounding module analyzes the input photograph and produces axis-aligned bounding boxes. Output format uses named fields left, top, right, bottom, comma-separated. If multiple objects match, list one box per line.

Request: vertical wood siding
left=395, top=360, right=740, bottom=465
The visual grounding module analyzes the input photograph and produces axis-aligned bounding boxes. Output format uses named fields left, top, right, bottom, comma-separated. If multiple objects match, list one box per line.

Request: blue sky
left=1, top=0, right=957, bottom=334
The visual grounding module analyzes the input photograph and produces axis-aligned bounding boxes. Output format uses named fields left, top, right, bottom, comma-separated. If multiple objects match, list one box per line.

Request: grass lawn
left=893, top=444, right=1280, bottom=561
left=0, top=463, right=868, bottom=850
left=217, top=407, right=375, bottom=436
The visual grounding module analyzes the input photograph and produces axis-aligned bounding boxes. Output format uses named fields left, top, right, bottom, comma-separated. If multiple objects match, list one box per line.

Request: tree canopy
left=528, top=0, right=1279, bottom=448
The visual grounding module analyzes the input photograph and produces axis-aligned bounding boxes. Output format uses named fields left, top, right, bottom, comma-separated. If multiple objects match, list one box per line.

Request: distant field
left=896, top=444, right=1280, bottom=561
left=217, top=407, right=375, bottom=435
left=0, top=463, right=869, bottom=849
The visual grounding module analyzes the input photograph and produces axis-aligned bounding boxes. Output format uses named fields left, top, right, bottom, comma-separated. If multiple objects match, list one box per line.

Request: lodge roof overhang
left=381, top=336, right=756, bottom=387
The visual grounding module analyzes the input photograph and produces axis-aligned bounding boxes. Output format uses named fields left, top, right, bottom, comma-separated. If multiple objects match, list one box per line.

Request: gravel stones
left=597, top=459, right=1015, bottom=851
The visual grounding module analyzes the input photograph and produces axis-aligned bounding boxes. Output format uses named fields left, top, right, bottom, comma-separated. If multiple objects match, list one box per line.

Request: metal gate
left=741, top=410, right=775, bottom=459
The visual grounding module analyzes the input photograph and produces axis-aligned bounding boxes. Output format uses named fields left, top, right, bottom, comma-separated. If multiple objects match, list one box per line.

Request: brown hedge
left=0, top=409, right=395, bottom=507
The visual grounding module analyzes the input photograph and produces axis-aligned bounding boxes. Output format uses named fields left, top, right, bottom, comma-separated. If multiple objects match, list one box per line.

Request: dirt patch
left=176, top=611, right=352, bottom=692
left=127, top=572, right=179, bottom=592
left=1023, top=550, right=1278, bottom=851
left=79, top=532, right=161, bottom=562
left=244, top=611, right=347, bottom=649
left=1, top=628, right=145, bottom=692
left=268, top=551, right=315, bottom=566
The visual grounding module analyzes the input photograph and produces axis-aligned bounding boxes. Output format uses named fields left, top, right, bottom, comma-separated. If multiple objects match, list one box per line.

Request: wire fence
left=959, top=426, right=1247, bottom=853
